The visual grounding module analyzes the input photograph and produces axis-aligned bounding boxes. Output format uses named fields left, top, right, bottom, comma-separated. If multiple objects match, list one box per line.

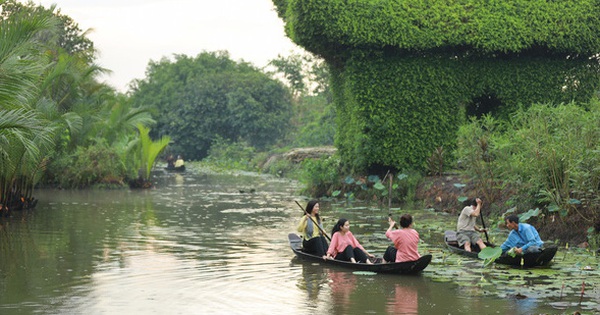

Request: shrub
left=299, top=155, right=341, bottom=197
left=456, top=101, right=600, bottom=225
left=46, top=140, right=128, bottom=188
left=202, top=137, right=259, bottom=171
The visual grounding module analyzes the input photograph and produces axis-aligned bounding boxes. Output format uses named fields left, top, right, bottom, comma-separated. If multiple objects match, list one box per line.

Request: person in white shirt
left=456, top=198, right=487, bottom=252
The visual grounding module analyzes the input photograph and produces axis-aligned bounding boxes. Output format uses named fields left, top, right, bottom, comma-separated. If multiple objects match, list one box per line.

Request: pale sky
left=32, top=0, right=301, bottom=92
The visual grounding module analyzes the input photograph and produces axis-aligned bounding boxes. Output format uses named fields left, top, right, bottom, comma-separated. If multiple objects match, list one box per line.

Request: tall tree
left=267, top=52, right=335, bottom=147
left=130, top=51, right=292, bottom=160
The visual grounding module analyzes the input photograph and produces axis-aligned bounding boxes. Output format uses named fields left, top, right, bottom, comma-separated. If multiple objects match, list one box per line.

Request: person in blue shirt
left=500, top=214, right=544, bottom=254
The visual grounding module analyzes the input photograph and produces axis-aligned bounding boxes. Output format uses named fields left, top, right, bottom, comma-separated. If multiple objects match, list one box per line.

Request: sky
left=33, top=0, right=301, bottom=92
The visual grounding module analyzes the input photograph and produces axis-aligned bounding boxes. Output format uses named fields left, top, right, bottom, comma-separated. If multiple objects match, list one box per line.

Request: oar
left=295, top=200, right=331, bottom=241
left=480, top=208, right=490, bottom=244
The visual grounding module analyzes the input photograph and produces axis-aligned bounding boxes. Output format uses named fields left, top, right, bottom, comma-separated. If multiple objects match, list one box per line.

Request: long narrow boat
left=164, top=165, right=185, bottom=172
left=444, top=230, right=557, bottom=267
left=288, top=233, right=431, bottom=274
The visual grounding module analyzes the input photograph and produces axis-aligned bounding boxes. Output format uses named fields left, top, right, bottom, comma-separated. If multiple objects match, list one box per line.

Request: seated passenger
left=174, top=155, right=184, bottom=168
left=326, top=218, right=375, bottom=264
left=383, top=214, right=420, bottom=263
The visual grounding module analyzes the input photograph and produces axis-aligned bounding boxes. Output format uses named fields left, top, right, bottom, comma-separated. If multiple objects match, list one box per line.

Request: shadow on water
left=0, top=170, right=597, bottom=314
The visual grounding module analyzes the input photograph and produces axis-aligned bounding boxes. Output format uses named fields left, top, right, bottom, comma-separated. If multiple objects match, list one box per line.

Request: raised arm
left=471, top=198, right=483, bottom=217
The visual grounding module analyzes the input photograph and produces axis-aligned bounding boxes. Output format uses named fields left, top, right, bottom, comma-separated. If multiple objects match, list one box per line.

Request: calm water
left=0, top=170, right=595, bottom=314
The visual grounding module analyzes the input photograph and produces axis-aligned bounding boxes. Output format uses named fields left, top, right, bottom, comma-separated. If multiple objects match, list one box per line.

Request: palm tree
left=131, top=124, right=170, bottom=188
left=0, top=12, right=57, bottom=209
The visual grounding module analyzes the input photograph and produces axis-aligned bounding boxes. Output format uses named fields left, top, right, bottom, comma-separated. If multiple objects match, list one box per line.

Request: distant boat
left=288, top=233, right=431, bottom=274
left=164, top=165, right=185, bottom=172
left=444, top=230, right=557, bottom=267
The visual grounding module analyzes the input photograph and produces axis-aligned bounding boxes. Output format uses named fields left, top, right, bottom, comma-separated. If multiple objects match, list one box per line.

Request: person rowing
left=297, top=200, right=329, bottom=259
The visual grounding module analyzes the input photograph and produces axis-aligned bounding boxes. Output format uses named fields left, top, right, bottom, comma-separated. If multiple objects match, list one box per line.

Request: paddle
left=295, top=200, right=331, bottom=241
left=480, top=207, right=490, bottom=244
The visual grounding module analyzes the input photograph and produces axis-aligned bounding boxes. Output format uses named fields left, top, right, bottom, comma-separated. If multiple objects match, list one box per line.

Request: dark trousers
left=335, top=245, right=368, bottom=263
left=303, top=236, right=329, bottom=256
left=383, top=246, right=397, bottom=262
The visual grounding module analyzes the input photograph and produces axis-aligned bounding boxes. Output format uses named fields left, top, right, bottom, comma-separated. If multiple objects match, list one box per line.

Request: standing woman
left=297, top=200, right=329, bottom=258
left=383, top=214, right=421, bottom=263
left=326, top=218, right=375, bottom=264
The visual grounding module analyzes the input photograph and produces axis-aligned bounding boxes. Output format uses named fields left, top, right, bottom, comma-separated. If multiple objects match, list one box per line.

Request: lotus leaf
left=478, top=247, right=503, bottom=260
left=352, top=271, right=377, bottom=276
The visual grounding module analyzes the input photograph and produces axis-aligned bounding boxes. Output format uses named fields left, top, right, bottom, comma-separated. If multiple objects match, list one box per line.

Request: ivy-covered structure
left=273, top=0, right=600, bottom=173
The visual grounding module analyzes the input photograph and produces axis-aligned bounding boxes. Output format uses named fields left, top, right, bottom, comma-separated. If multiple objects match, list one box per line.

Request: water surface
left=0, top=170, right=597, bottom=314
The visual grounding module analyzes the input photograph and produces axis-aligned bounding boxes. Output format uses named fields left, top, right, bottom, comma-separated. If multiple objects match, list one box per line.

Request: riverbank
left=253, top=146, right=599, bottom=249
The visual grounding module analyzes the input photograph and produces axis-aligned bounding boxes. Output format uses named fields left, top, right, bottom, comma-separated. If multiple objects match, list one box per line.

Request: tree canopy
left=1, top=1, right=159, bottom=194
left=130, top=51, right=293, bottom=160
left=274, top=0, right=600, bottom=173
left=275, top=0, right=600, bottom=57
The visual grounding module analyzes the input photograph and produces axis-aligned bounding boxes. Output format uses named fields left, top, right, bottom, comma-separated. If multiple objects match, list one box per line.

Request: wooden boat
left=444, top=230, right=557, bottom=267
left=288, top=233, right=431, bottom=274
left=164, top=165, right=185, bottom=172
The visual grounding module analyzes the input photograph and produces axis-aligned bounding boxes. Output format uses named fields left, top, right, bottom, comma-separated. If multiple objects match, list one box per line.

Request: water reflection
left=385, top=282, right=418, bottom=314
left=293, top=258, right=427, bottom=315
left=295, top=259, right=328, bottom=300
left=327, top=269, right=357, bottom=314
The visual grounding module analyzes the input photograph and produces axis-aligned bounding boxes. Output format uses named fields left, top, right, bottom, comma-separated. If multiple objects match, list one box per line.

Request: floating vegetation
left=321, top=204, right=600, bottom=314
left=478, top=247, right=503, bottom=266
left=352, top=271, right=377, bottom=276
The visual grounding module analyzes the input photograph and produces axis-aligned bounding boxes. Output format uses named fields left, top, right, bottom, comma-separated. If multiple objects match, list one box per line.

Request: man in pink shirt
left=383, top=214, right=421, bottom=263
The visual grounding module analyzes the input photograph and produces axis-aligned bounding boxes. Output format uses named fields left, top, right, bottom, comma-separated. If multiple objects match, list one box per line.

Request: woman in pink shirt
left=383, top=214, right=421, bottom=263
left=326, top=218, right=375, bottom=264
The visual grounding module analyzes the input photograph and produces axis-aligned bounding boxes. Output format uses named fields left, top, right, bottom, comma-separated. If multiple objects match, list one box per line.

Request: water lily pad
left=478, top=247, right=502, bottom=260
left=321, top=203, right=600, bottom=310
left=352, top=271, right=377, bottom=276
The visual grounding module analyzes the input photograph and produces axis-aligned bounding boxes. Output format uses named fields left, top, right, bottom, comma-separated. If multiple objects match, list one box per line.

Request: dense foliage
left=1, top=1, right=160, bottom=199
left=273, top=0, right=600, bottom=173
left=1, top=3, right=64, bottom=207
left=275, top=0, right=600, bottom=56
left=130, top=52, right=293, bottom=160
left=332, top=53, right=599, bottom=172
left=456, top=101, right=600, bottom=240
left=47, top=140, right=128, bottom=189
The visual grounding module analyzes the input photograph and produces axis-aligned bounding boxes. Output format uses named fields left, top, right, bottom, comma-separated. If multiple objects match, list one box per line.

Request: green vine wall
left=274, top=0, right=600, bottom=172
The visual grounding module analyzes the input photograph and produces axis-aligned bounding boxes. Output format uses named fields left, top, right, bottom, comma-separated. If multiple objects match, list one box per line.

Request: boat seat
left=444, top=230, right=459, bottom=246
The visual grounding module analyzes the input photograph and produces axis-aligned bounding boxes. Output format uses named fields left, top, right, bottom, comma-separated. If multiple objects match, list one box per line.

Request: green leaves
left=519, top=208, right=541, bottom=222
left=478, top=247, right=503, bottom=267
left=279, top=0, right=600, bottom=178
left=458, top=102, right=600, bottom=222
left=280, top=0, right=600, bottom=56
left=137, top=124, right=170, bottom=181
left=130, top=52, right=292, bottom=160
left=373, top=181, right=386, bottom=190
